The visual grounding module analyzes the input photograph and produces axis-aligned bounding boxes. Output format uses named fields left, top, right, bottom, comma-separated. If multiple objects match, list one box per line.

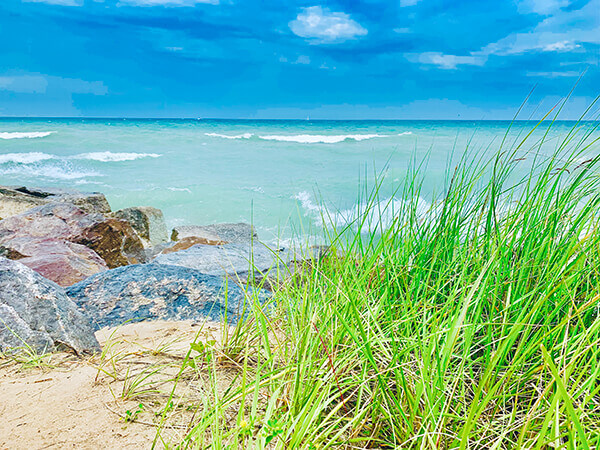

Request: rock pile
left=0, top=185, right=314, bottom=356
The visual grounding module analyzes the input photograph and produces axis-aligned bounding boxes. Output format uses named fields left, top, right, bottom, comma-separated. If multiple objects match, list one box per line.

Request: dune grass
left=153, top=112, right=600, bottom=448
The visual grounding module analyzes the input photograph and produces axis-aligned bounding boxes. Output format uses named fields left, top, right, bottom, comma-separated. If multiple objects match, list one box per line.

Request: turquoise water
left=0, top=119, right=598, bottom=244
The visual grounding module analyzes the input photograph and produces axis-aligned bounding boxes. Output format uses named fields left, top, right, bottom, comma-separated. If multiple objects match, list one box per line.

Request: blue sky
left=0, top=0, right=598, bottom=119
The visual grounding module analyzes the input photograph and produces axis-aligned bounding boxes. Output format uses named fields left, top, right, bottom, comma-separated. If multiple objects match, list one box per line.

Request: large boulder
left=0, top=185, right=110, bottom=219
left=153, top=242, right=292, bottom=278
left=0, top=257, right=100, bottom=355
left=112, top=206, right=169, bottom=248
left=0, top=237, right=108, bottom=286
left=0, top=203, right=145, bottom=268
left=66, top=264, right=270, bottom=329
left=160, top=236, right=226, bottom=254
left=171, top=223, right=258, bottom=244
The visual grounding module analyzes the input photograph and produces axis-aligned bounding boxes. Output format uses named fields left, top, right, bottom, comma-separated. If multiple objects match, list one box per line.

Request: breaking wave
left=0, top=164, right=101, bottom=180
left=73, top=152, right=161, bottom=162
left=293, top=191, right=433, bottom=231
left=205, top=132, right=412, bottom=143
left=205, top=132, right=253, bottom=139
left=0, top=152, right=56, bottom=164
left=0, top=131, right=56, bottom=139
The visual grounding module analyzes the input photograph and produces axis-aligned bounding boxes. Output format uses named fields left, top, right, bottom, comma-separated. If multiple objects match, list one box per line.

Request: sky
left=0, top=0, right=599, bottom=119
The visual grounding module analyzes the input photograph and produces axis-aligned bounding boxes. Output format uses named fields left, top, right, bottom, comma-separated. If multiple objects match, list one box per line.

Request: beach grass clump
left=157, top=116, right=600, bottom=449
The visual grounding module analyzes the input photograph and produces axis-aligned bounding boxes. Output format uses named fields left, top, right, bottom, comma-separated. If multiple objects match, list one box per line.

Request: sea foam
left=0, top=131, right=55, bottom=139
left=0, top=152, right=56, bottom=164
left=0, top=164, right=101, bottom=180
left=258, top=133, right=411, bottom=143
left=205, top=132, right=253, bottom=139
left=73, top=152, right=161, bottom=162
left=294, top=191, right=432, bottom=230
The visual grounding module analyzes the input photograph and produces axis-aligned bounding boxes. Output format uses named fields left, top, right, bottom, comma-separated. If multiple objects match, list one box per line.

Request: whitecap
left=0, top=152, right=56, bottom=164
left=0, top=131, right=55, bottom=140
left=167, top=187, right=192, bottom=193
left=73, top=152, right=161, bottom=162
left=258, top=134, right=389, bottom=144
left=205, top=133, right=253, bottom=140
left=0, top=164, right=102, bottom=180
left=293, top=191, right=434, bottom=231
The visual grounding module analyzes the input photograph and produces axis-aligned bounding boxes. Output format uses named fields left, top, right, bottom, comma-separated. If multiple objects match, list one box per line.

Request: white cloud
left=289, top=6, right=367, bottom=43
left=0, top=74, right=107, bottom=95
left=481, top=0, right=599, bottom=56
left=23, top=0, right=82, bottom=5
left=542, top=40, right=580, bottom=52
left=0, top=75, right=48, bottom=93
left=410, top=52, right=486, bottom=69
left=118, top=0, right=218, bottom=6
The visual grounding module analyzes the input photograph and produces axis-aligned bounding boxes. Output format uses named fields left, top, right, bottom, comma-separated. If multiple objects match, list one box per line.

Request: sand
left=0, top=320, right=231, bottom=449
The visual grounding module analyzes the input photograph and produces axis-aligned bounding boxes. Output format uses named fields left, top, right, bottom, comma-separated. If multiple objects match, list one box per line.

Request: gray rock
left=66, top=264, right=270, bottom=329
left=171, top=223, right=258, bottom=244
left=0, top=257, right=100, bottom=355
left=0, top=185, right=111, bottom=219
left=153, top=242, right=293, bottom=278
left=113, top=206, right=169, bottom=248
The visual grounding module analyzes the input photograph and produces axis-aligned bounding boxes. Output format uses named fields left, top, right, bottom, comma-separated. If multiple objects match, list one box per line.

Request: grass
left=3, top=106, right=600, bottom=448
left=150, top=107, right=600, bottom=449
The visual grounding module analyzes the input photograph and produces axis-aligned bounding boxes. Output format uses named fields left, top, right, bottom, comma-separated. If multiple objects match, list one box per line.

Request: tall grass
left=157, top=114, right=600, bottom=448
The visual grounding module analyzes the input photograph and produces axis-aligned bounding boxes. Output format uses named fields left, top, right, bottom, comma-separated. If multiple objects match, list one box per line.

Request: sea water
left=0, top=119, right=597, bottom=244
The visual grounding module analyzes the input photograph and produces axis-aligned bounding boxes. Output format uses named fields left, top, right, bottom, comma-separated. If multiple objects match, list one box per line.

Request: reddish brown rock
left=0, top=203, right=145, bottom=269
left=160, top=236, right=227, bottom=255
left=0, top=237, right=108, bottom=286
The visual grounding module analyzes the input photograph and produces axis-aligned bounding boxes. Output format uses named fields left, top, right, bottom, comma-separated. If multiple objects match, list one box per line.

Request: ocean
left=0, top=119, right=597, bottom=245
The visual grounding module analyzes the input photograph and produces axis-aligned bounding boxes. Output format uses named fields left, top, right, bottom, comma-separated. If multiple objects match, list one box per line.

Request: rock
left=0, top=237, right=108, bottom=286
left=153, top=242, right=293, bottom=278
left=0, top=203, right=146, bottom=268
left=171, top=223, right=258, bottom=244
left=112, top=206, right=169, bottom=248
left=0, top=185, right=110, bottom=219
left=160, top=236, right=226, bottom=255
left=0, top=186, right=46, bottom=220
left=0, top=257, right=100, bottom=355
left=66, top=264, right=270, bottom=329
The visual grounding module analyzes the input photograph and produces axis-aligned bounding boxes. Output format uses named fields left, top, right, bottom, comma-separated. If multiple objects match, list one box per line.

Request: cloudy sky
left=0, top=0, right=598, bottom=118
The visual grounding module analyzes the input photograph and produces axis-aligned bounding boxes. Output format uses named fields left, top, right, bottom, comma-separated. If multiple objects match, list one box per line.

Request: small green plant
left=123, top=403, right=144, bottom=423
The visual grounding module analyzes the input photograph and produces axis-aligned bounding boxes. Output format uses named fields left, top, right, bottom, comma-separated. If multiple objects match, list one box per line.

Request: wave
left=294, top=191, right=432, bottom=230
left=205, top=132, right=253, bottom=140
left=0, top=131, right=55, bottom=140
left=205, top=132, right=411, bottom=143
left=73, top=152, right=161, bottom=162
left=0, top=152, right=56, bottom=164
left=0, top=164, right=101, bottom=180
left=167, top=187, right=192, bottom=193
left=258, top=133, right=411, bottom=144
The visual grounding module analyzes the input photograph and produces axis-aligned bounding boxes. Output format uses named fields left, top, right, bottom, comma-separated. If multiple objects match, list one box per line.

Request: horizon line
left=0, top=116, right=594, bottom=122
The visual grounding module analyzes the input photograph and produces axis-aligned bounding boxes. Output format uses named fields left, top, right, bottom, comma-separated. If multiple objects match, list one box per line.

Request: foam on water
left=0, top=152, right=56, bottom=164
left=204, top=132, right=412, bottom=143
left=73, top=152, right=161, bottom=162
left=294, top=191, right=433, bottom=231
left=258, top=134, right=390, bottom=143
left=0, top=164, right=102, bottom=180
left=205, top=132, right=253, bottom=139
left=0, top=131, right=56, bottom=139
